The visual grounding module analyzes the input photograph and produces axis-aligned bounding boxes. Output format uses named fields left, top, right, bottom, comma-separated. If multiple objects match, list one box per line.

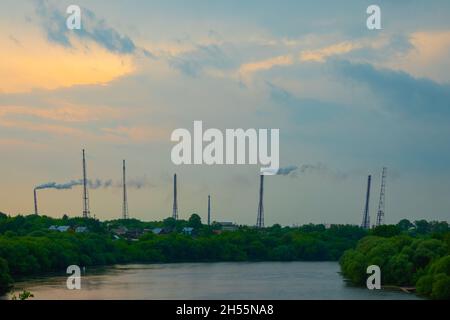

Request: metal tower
left=376, top=167, right=387, bottom=226
left=208, top=195, right=211, bottom=226
left=34, top=188, right=38, bottom=215
left=361, top=175, right=371, bottom=229
left=82, top=149, right=90, bottom=218
left=122, top=160, right=129, bottom=220
left=172, top=174, right=178, bottom=220
left=256, top=175, right=264, bottom=228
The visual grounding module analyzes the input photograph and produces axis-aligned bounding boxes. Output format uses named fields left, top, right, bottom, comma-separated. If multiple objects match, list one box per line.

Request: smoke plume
left=35, top=177, right=153, bottom=191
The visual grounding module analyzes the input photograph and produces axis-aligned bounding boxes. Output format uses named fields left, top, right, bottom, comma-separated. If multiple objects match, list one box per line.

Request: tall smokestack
left=207, top=195, right=211, bottom=226
left=82, top=149, right=90, bottom=218
left=256, top=175, right=264, bottom=228
left=122, top=160, right=129, bottom=219
left=34, top=188, right=38, bottom=215
left=361, top=175, right=371, bottom=229
left=172, top=174, right=178, bottom=220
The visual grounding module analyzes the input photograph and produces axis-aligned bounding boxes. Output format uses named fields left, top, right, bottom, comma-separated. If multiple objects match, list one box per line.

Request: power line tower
left=122, top=160, right=129, bottom=220
left=207, top=195, right=211, bottom=226
left=172, top=174, right=178, bottom=220
left=82, top=149, right=90, bottom=218
left=376, top=167, right=387, bottom=226
left=256, top=175, right=264, bottom=228
left=361, top=175, right=371, bottom=229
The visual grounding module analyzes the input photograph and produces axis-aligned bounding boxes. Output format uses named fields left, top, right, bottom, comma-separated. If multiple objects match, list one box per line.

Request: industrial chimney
left=122, top=160, right=129, bottom=220
left=34, top=188, right=38, bottom=215
left=361, top=175, right=372, bottom=229
left=207, top=195, right=211, bottom=226
left=256, top=175, right=264, bottom=228
left=172, top=174, right=178, bottom=220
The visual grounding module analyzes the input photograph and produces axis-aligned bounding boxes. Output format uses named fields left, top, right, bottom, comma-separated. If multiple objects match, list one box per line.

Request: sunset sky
left=1, top=0, right=449, bottom=226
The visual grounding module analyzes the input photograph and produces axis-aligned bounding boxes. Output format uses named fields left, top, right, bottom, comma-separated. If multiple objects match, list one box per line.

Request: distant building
left=152, top=228, right=163, bottom=235
left=125, top=228, right=142, bottom=239
left=216, top=222, right=238, bottom=232
left=182, top=227, right=194, bottom=235
left=75, top=226, right=88, bottom=233
left=49, top=225, right=71, bottom=232
left=111, top=226, right=128, bottom=236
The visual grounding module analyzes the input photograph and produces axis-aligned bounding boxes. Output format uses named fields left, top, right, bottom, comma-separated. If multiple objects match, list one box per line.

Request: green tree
left=0, top=257, right=13, bottom=294
left=414, top=220, right=431, bottom=234
left=431, top=273, right=450, bottom=300
left=397, top=219, right=414, bottom=231
left=188, top=214, right=202, bottom=230
left=371, top=225, right=401, bottom=237
left=162, top=217, right=177, bottom=230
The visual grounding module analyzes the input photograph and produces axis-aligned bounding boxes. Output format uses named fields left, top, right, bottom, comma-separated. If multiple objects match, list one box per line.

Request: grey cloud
left=168, top=43, right=234, bottom=77
left=331, top=60, right=450, bottom=118
left=267, top=81, right=346, bottom=124
left=35, top=0, right=149, bottom=56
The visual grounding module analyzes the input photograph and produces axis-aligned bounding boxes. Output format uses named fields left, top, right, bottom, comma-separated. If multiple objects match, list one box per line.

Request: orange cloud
left=0, top=34, right=135, bottom=93
left=239, top=55, right=293, bottom=76
left=0, top=137, right=46, bottom=149
left=300, top=41, right=361, bottom=62
left=0, top=104, right=121, bottom=122
left=386, top=31, right=450, bottom=82
left=102, top=126, right=169, bottom=143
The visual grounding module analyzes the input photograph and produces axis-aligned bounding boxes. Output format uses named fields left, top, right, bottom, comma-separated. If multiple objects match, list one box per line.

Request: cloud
left=0, top=105, right=120, bottom=123
left=0, top=34, right=134, bottom=93
left=386, top=31, right=450, bottom=82
left=331, top=59, right=450, bottom=118
left=168, top=43, right=232, bottom=77
left=0, top=138, right=45, bottom=149
left=239, top=55, right=293, bottom=79
left=35, top=0, right=141, bottom=55
left=101, top=125, right=169, bottom=143
left=267, top=81, right=346, bottom=124
left=300, top=41, right=361, bottom=62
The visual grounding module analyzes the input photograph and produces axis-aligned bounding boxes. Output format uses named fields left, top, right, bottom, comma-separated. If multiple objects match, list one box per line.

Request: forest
left=339, top=220, right=450, bottom=299
left=0, top=211, right=448, bottom=300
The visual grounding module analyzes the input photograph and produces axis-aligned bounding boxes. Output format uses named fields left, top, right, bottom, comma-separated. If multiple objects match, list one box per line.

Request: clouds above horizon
left=1, top=1, right=450, bottom=224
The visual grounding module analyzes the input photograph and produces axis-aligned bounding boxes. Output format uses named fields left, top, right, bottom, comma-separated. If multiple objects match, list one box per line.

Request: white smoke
left=35, top=177, right=153, bottom=191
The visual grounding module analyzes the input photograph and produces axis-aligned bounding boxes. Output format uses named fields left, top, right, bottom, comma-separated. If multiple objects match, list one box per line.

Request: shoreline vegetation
left=339, top=222, right=450, bottom=300
left=0, top=212, right=448, bottom=299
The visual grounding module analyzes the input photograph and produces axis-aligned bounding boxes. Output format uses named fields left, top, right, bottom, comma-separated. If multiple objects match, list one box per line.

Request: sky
left=0, top=0, right=449, bottom=226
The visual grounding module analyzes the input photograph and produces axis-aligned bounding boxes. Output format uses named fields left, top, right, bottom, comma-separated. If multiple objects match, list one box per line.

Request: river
left=3, top=261, right=420, bottom=300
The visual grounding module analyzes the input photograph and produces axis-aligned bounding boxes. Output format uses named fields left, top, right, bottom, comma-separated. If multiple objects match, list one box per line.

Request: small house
left=182, top=227, right=194, bottom=235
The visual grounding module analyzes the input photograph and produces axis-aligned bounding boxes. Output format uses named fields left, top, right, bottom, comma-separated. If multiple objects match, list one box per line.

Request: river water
left=4, top=261, right=420, bottom=300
